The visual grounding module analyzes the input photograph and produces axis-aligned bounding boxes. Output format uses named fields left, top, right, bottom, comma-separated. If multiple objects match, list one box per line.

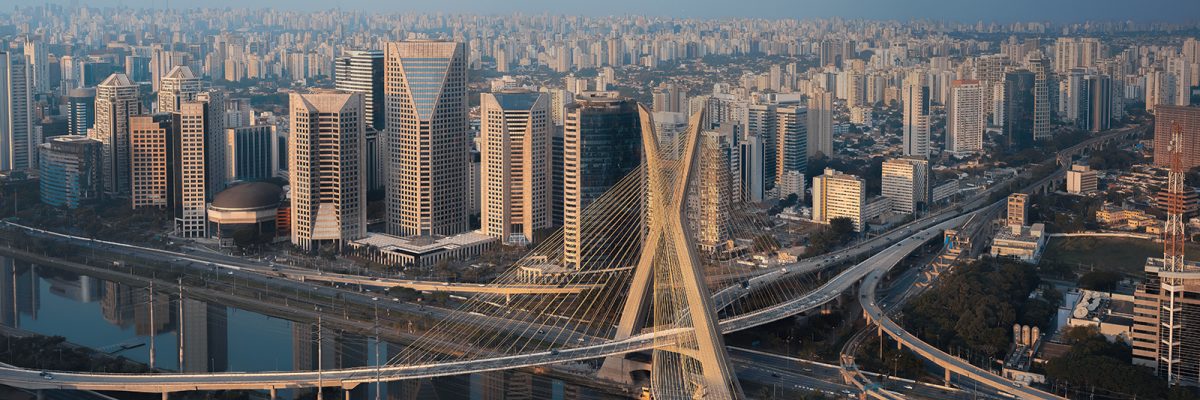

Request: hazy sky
left=29, top=0, right=1200, bottom=23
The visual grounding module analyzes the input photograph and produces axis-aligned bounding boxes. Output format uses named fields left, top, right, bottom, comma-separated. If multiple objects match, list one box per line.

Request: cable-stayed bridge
left=0, top=112, right=1142, bottom=399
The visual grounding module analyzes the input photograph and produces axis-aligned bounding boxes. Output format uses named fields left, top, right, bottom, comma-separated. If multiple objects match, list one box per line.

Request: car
left=770, top=372, right=781, bottom=378
left=371, top=297, right=379, bottom=301
left=549, top=349, right=560, bottom=355
left=538, top=330, right=546, bottom=334
left=903, top=385, right=914, bottom=390
left=39, top=371, right=52, bottom=380
left=271, top=267, right=279, bottom=272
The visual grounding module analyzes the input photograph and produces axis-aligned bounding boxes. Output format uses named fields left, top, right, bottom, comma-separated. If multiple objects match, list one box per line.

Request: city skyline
left=9, top=0, right=1200, bottom=23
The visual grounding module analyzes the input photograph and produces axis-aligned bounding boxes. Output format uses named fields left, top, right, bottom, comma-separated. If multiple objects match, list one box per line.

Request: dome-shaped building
left=207, top=182, right=283, bottom=247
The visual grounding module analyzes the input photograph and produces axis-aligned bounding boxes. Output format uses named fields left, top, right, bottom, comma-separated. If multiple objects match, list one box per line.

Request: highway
left=0, top=124, right=1143, bottom=395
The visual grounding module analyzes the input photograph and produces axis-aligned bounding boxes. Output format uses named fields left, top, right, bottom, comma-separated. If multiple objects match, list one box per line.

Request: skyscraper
left=479, top=91, right=552, bottom=246
left=0, top=51, right=32, bottom=171
left=186, top=91, right=228, bottom=197
left=289, top=91, right=366, bottom=252
left=902, top=72, right=931, bottom=157
left=175, top=98, right=219, bottom=238
left=22, top=42, right=48, bottom=94
left=562, top=93, right=642, bottom=268
left=806, top=88, right=833, bottom=158
left=1003, top=70, right=1036, bottom=148
left=745, top=103, right=778, bottom=192
left=776, top=106, right=808, bottom=180
left=226, top=125, right=276, bottom=183
left=129, top=114, right=176, bottom=209
left=91, top=73, right=142, bottom=195
left=334, top=50, right=385, bottom=131
left=947, top=80, right=985, bottom=155
left=1086, top=75, right=1113, bottom=133
left=1027, top=51, right=1052, bottom=141
left=67, top=88, right=96, bottom=137
left=38, top=135, right=102, bottom=209
left=384, top=40, right=469, bottom=237
left=157, top=66, right=201, bottom=114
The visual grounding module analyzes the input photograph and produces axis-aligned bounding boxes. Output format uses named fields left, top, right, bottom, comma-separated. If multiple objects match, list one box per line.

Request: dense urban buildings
left=2, top=3, right=1200, bottom=398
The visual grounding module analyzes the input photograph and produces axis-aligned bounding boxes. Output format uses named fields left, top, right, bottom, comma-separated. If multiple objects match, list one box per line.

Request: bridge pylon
left=598, top=107, right=744, bottom=399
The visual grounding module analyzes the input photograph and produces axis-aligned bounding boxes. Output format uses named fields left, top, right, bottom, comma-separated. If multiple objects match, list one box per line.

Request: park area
left=1041, top=236, right=1200, bottom=275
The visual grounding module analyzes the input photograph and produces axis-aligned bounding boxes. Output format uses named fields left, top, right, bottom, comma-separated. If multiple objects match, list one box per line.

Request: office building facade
left=92, top=73, right=142, bottom=195
left=38, top=135, right=102, bottom=209
left=562, top=93, right=642, bottom=267
left=384, top=40, right=469, bottom=237
left=334, top=50, right=385, bottom=131
left=480, top=91, right=552, bottom=246
left=1, top=51, right=33, bottom=171
left=881, top=157, right=930, bottom=214
left=288, top=92, right=366, bottom=252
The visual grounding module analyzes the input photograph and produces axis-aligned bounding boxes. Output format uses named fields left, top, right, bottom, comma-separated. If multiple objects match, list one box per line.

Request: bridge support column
left=345, top=390, right=352, bottom=400
left=36, top=390, right=44, bottom=400
left=269, top=388, right=277, bottom=399
left=161, top=392, right=169, bottom=400
left=945, top=368, right=952, bottom=384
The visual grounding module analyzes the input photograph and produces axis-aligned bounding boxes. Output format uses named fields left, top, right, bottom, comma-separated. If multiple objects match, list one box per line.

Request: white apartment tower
left=384, top=40, right=469, bottom=237
left=947, top=80, right=985, bottom=155
left=881, top=157, right=930, bottom=214
left=812, top=168, right=866, bottom=231
left=902, top=72, right=931, bottom=157
left=92, top=73, right=142, bottom=196
left=289, top=92, right=367, bottom=252
left=480, top=91, right=552, bottom=246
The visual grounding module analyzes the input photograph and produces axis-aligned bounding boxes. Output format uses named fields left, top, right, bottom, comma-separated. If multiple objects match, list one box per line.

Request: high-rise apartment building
left=776, top=106, right=808, bottom=180
left=745, top=104, right=778, bottom=192
left=738, top=135, right=765, bottom=202
left=1086, top=75, right=1113, bottom=133
left=947, top=80, right=984, bottom=155
left=91, top=73, right=142, bottom=195
left=67, top=88, right=96, bottom=136
left=1007, top=193, right=1028, bottom=227
left=690, top=131, right=733, bottom=253
left=22, top=42, right=48, bottom=94
left=479, top=91, right=552, bottom=246
left=334, top=50, right=385, bottom=131
left=812, top=168, right=866, bottom=231
left=288, top=91, right=366, bottom=252
left=902, top=73, right=931, bottom=157
left=0, top=51, right=33, bottom=171
left=881, top=157, right=930, bottom=214
left=129, top=114, right=176, bottom=209
left=1154, top=105, right=1200, bottom=170
left=562, top=93, right=642, bottom=267
left=1027, top=51, right=1052, bottom=141
left=807, top=88, right=833, bottom=158
left=157, top=66, right=201, bottom=114
left=38, top=135, right=102, bottom=209
left=384, top=40, right=469, bottom=237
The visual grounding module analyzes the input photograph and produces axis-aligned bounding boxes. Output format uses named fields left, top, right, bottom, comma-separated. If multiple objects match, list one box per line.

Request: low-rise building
left=990, top=223, right=1047, bottom=264
left=1066, top=164, right=1098, bottom=195
left=348, top=231, right=498, bottom=270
